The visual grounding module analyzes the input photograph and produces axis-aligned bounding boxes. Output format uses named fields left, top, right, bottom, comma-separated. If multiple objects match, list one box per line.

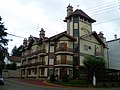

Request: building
left=4, top=56, right=21, bottom=67
left=20, top=5, right=105, bottom=79
left=105, top=34, right=120, bottom=71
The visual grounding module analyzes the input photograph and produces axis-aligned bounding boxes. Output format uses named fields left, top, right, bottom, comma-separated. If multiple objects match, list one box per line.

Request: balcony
left=55, top=47, right=73, bottom=55
left=38, top=49, right=46, bottom=56
left=21, top=61, right=46, bottom=68
left=55, top=60, right=73, bottom=67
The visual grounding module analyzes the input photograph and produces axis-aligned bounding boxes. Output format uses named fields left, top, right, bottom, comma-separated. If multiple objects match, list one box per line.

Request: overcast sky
left=0, top=0, right=120, bottom=54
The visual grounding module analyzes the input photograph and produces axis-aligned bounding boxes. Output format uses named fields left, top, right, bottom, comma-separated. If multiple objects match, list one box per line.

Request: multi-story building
left=20, top=5, right=105, bottom=79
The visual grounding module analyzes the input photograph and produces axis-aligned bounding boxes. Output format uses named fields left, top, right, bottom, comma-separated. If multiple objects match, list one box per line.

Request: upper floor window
left=84, top=45, right=88, bottom=51
left=73, top=29, right=79, bottom=37
left=74, top=44, right=78, bottom=52
left=73, top=17, right=79, bottom=23
left=60, top=43, right=67, bottom=50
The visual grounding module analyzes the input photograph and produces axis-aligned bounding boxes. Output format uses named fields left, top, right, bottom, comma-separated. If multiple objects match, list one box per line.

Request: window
left=73, top=17, right=79, bottom=23
left=60, top=43, right=67, bottom=50
left=74, top=44, right=78, bottom=52
left=73, top=29, right=79, bottom=37
left=41, top=68, right=44, bottom=75
left=84, top=45, right=88, bottom=51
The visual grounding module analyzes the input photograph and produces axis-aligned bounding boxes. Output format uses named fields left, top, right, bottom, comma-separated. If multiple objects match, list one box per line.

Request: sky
left=0, top=0, right=120, bottom=54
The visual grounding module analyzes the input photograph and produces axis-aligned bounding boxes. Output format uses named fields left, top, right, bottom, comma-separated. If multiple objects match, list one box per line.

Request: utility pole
left=93, top=45, right=96, bottom=86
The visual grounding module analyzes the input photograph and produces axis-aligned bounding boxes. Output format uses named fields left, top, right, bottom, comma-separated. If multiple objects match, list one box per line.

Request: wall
left=2, top=69, right=21, bottom=78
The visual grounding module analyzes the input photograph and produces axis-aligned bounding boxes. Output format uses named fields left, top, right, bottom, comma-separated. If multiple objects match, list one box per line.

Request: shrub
left=50, top=74, right=55, bottom=82
left=62, top=75, right=69, bottom=82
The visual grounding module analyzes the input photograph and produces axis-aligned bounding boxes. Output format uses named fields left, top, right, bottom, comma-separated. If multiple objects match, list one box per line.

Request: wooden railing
left=55, top=60, right=73, bottom=65
left=21, top=49, right=46, bottom=58
left=56, top=47, right=73, bottom=52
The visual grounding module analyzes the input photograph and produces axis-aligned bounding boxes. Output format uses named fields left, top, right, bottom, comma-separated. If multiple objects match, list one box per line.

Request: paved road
left=0, top=79, right=120, bottom=90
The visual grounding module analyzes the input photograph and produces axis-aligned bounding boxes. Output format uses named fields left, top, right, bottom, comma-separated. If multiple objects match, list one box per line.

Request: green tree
left=0, top=16, right=8, bottom=76
left=83, top=55, right=105, bottom=81
left=11, top=45, right=22, bottom=57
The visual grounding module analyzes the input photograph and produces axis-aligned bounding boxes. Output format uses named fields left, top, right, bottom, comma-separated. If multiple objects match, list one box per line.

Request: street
left=0, top=79, right=120, bottom=90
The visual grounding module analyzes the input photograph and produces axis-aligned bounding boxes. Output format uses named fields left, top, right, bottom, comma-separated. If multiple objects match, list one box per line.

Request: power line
left=7, top=33, right=25, bottom=38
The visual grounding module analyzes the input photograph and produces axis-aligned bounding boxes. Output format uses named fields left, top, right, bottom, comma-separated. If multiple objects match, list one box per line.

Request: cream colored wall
left=80, top=56, right=85, bottom=66
left=31, top=44, right=38, bottom=52
left=74, top=23, right=78, bottom=29
left=30, top=59, right=35, bottom=63
left=50, top=46, right=54, bottom=52
left=69, top=17, right=92, bottom=37
left=45, top=68, right=47, bottom=76
left=70, top=21, right=73, bottom=36
left=57, top=36, right=73, bottom=48
left=56, top=55, right=61, bottom=61
left=49, top=59, right=54, bottom=65
left=80, top=39, right=102, bottom=55
left=45, top=56, right=48, bottom=65
left=67, top=55, right=72, bottom=61
left=79, top=21, right=92, bottom=36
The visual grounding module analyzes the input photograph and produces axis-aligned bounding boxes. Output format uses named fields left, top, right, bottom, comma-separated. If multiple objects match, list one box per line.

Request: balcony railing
left=21, top=49, right=46, bottom=58
left=55, top=60, right=73, bottom=65
left=21, top=61, right=46, bottom=68
left=55, top=47, right=73, bottom=54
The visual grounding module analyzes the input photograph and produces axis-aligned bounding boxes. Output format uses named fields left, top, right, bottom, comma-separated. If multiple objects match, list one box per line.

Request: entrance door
left=60, top=68, right=67, bottom=79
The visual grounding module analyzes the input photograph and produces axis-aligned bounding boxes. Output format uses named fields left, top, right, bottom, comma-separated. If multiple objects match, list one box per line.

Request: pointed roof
left=65, top=9, right=96, bottom=23
left=80, top=31, right=105, bottom=47
left=7, top=56, right=21, bottom=62
left=44, top=31, right=76, bottom=42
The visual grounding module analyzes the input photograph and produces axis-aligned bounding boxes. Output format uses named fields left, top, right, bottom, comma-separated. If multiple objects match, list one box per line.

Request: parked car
left=0, top=76, right=4, bottom=85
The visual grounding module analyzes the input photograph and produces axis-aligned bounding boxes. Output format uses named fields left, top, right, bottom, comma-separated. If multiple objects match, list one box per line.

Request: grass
left=49, top=80, right=92, bottom=87
left=48, top=80, right=120, bottom=88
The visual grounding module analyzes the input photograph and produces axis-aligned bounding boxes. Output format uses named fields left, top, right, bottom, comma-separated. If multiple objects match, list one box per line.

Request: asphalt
left=11, top=78, right=67, bottom=88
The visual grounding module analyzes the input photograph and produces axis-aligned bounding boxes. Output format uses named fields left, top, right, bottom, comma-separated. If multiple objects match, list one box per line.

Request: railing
left=56, top=47, right=73, bottom=52
left=21, top=49, right=46, bottom=58
left=55, top=60, right=73, bottom=65
left=21, top=61, right=46, bottom=67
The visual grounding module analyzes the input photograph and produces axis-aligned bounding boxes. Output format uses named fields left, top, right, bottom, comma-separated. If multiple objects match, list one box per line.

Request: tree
left=11, top=45, right=22, bottom=57
left=83, top=55, right=105, bottom=81
left=0, top=16, right=8, bottom=76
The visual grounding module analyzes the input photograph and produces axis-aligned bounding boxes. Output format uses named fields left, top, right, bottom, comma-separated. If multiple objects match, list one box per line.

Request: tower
left=64, top=5, right=96, bottom=78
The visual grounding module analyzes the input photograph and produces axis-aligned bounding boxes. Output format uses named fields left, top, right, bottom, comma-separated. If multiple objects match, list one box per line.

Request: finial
left=77, top=5, right=79, bottom=9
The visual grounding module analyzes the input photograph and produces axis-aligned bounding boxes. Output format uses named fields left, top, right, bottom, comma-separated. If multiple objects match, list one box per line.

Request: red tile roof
left=8, top=56, right=21, bottom=62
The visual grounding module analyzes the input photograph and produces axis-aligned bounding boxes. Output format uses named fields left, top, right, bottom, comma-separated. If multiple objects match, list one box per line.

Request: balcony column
left=36, top=66, right=39, bottom=79
left=25, top=68, right=28, bottom=79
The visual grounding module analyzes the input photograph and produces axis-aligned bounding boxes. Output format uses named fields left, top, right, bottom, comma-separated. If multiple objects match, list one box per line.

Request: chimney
left=39, top=28, right=45, bottom=39
left=67, top=4, right=73, bottom=16
left=23, top=38, right=27, bottom=47
left=114, top=34, right=117, bottom=40
left=98, top=31, right=105, bottom=42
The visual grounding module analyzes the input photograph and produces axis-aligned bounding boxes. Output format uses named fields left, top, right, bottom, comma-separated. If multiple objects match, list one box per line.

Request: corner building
left=20, top=5, right=105, bottom=79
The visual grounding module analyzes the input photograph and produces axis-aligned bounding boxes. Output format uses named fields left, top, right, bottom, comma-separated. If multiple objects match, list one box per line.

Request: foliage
left=0, top=16, right=8, bottom=61
left=6, top=62, right=17, bottom=70
left=11, top=45, right=22, bottom=57
left=0, top=16, right=8, bottom=76
left=62, top=75, right=69, bottom=82
left=55, top=80, right=91, bottom=87
left=83, top=55, right=105, bottom=81
left=50, top=74, right=56, bottom=82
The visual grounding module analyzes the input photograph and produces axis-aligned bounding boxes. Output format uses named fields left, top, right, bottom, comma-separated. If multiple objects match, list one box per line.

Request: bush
left=50, top=74, right=55, bottom=82
left=62, top=75, right=69, bottom=82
